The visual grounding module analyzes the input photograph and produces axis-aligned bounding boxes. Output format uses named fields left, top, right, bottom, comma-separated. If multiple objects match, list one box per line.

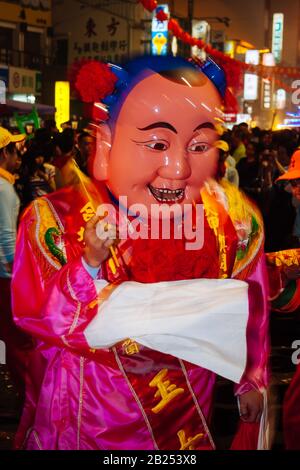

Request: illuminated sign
left=171, top=36, right=178, bottom=57
left=223, top=113, right=237, bottom=123
left=9, top=67, right=37, bottom=94
left=272, top=13, right=284, bottom=64
left=263, top=52, right=276, bottom=67
left=236, top=45, right=248, bottom=55
left=11, top=94, right=35, bottom=104
left=0, top=66, right=8, bottom=92
left=152, top=5, right=169, bottom=55
left=244, top=73, right=258, bottom=101
left=191, top=20, right=210, bottom=59
left=283, top=118, right=300, bottom=127
left=237, top=114, right=251, bottom=124
left=262, top=79, right=272, bottom=109
left=245, top=50, right=260, bottom=65
left=0, top=80, right=6, bottom=104
left=224, top=41, right=235, bottom=59
left=55, top=81, right=70, bottom=132
left=0, top=340, right=5, bottom=366
left=276, top=89, right=286, bottom=110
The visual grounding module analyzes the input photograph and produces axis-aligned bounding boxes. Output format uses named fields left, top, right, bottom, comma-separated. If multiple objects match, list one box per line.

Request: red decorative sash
left=113, top=342, right=215, bottom=450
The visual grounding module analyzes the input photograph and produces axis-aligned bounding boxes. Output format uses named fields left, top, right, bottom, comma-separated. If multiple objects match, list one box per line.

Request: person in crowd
left=21, top=143, right=56, bottom=203
left=251, top=127, right=262, bottom=145
left=232, top=129, right=247, bottom=165
left=34, top=128, right=56, bottom=162
left=258, top=131, right=273, bottom=154
left=75, top=130, right=96, bottom=175
left=53, top=128, right=85, bottom=189
left=43, top=118, right=59, bottom=135
left=0, top=127, right=30, bottom=396
left=237, top=122, right=251, bottom=145
left=236, top=142, right=260, bottom=199
left=258, top=148, right=277, bottom=191
left=216, top=140, right=239, bottom=187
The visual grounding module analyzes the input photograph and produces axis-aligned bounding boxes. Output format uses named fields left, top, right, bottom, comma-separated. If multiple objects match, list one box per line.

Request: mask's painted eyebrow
left=193, top=122, right=216, bottom=132
left=137, top=122, right=178, bottom=134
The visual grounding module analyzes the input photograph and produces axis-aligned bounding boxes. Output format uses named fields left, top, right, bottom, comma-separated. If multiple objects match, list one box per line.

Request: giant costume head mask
left=92, top=56, right=225, bottom=212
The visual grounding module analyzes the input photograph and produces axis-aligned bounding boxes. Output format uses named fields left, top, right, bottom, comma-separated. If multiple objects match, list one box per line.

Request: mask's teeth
left=149, top=185, right=185, bottom=202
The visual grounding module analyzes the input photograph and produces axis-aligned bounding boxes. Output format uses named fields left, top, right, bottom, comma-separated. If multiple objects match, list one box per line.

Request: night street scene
left=0, top=0, right=300, bottom=462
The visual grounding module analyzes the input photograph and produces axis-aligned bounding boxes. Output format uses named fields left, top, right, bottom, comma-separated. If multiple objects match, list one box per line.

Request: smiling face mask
left=92, top=63, right=223, bottom=215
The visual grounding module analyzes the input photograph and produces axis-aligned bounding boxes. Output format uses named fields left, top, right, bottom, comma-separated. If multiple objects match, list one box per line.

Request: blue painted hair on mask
left=102, top=55, right=226, bottom=132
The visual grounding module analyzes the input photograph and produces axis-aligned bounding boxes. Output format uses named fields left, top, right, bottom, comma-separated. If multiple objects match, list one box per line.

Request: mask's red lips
left=148, top=185, right=185, bottom=203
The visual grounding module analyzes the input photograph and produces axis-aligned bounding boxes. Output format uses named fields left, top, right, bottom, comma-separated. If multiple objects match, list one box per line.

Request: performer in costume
left=12, top=56, right=269, bottom=450
left=266, top=150, right=300, bottom=449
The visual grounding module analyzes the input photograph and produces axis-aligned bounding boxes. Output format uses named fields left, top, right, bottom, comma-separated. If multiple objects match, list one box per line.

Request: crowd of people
left=218, top=124, right=300, bottom=253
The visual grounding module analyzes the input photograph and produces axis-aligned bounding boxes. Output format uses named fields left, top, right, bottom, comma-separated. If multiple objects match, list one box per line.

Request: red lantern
left=139, top=0, right=157, bottom=12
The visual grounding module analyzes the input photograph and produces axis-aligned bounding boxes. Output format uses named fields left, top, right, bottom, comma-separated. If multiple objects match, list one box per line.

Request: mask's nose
left=157, top=150, right=192, bottom=181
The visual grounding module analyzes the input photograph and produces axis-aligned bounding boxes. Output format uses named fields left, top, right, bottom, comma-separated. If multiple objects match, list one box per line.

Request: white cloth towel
left=84, top=278, right=249, bottom=383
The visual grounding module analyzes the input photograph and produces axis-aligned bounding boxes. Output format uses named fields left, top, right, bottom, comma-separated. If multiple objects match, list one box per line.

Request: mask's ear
left=92, top=123, right=112, bottom=181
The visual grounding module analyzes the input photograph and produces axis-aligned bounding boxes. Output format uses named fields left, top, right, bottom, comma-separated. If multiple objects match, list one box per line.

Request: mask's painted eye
left=188, top=143, right=211, bottom=153
left=145, top=141, right=169, bottom=151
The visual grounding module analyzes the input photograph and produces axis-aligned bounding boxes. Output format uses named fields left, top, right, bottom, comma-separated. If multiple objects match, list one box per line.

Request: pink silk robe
left=11, top=183, right=269, bottom=450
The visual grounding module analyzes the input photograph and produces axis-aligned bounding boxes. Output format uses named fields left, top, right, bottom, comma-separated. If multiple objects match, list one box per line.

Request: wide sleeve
left=235, top=253, right=270, bottom=395
left=266, top=251, right=300, bottom=313
left=11, top=203, right=98, bottom=354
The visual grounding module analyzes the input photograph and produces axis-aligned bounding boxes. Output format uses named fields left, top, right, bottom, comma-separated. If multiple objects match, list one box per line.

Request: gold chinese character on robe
left=80, top=202, right=95, bottom=222
left=77, top=226, right=85, bottom=242
left=122, top=339, right=140, bottom=355
left=177, top=429, right=204, bottom=450
left=149, top=369, right=185, bottom=414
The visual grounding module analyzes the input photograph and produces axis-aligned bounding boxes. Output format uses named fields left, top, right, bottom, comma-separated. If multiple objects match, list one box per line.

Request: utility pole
left=188, top=0, right=194, bottom=35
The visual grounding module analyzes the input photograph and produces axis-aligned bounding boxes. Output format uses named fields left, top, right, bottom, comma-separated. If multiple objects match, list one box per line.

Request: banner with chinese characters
left=55, top=81, right=70, bottom=132
left=69, top=11, right=128, bottom=65
left=272, top=13, right=284, bottom=65
left=0, top=1, right=52, bottom=27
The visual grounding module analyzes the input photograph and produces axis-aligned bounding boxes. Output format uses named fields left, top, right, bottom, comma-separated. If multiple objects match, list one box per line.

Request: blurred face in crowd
left=35, top=155, right=44, bottom=167
left=246, top=143, right=256, bottom=160
left=94, top=70, right=222, bottom=212
left=290, top=179, right=300, bottom=201
left=262, top=132, right=272, bottom=147
left=238, top=123, right=250, bottom=138
left=79, top=135, right=96, bottom=160
left=25, top=124, right=34, bottom=136
left=0, top=143, right=19, bottom=173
